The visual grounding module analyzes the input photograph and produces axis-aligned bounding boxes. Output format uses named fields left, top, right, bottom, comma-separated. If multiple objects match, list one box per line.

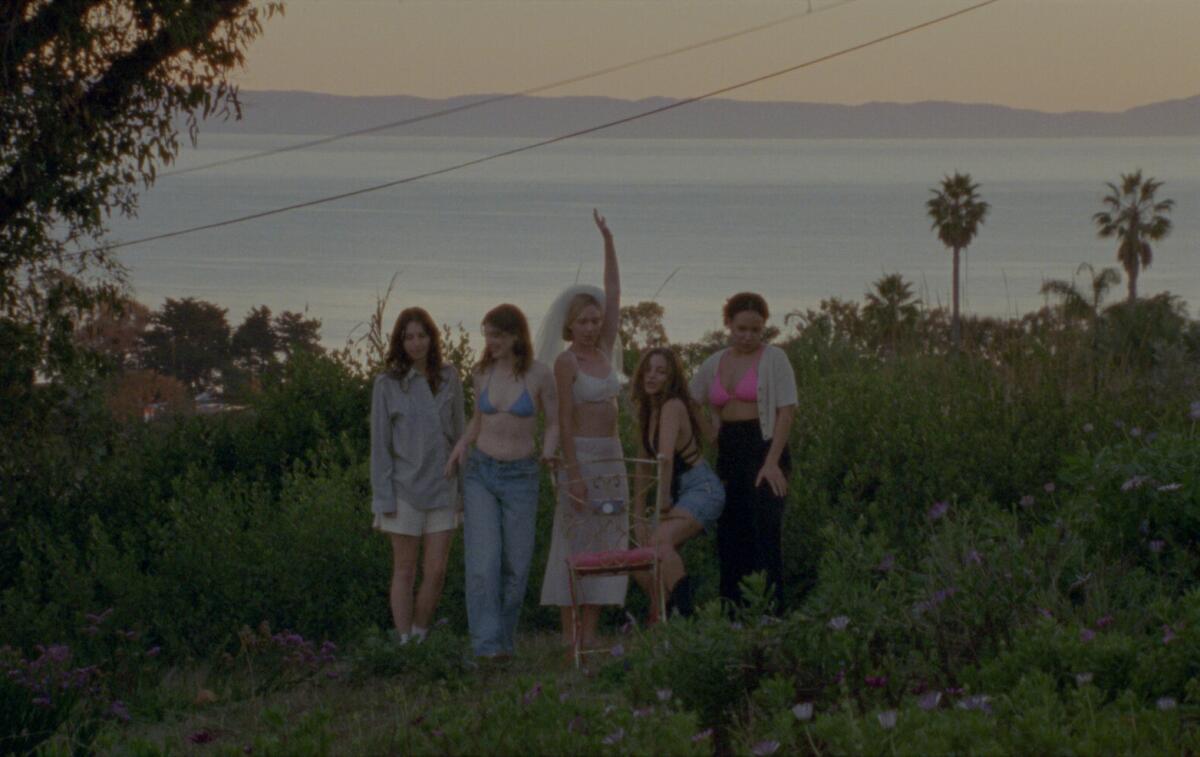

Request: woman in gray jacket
left=370, top=306, right=464, bottom=644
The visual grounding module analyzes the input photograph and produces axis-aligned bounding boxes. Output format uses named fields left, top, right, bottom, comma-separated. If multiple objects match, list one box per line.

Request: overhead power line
left=163, top=0, right=860, bottom=176
left=104, top=0, right=1003, bottom=253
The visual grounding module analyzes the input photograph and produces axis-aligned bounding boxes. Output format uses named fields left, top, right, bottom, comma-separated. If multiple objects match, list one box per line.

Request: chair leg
left=567, top=563, right=582, bottom=668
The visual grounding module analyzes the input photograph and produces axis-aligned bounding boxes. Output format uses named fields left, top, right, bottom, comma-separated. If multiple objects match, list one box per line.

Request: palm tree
left=863, top=273, right=921, bottom=352
left=927, top=173, right=989, bottom=348
left=1093, top=170, right=1173, bottom=303
left=1040, top=263, right=1121, bottom=395
left=1039, top=263, right=1121, bottom=323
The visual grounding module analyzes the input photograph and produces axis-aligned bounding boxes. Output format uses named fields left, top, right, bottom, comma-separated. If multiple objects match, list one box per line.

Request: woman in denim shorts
left=446, top=304, right=558, bottom=659
left=631, top=347, right=725, bottom=618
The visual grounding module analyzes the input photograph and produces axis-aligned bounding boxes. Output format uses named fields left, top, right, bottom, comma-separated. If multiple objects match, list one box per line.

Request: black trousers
left=715, top=419, right=790, bottom=612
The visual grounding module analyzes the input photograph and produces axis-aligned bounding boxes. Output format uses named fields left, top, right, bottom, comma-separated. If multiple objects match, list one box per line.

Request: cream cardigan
left=689, top=344, right=798, bottom=441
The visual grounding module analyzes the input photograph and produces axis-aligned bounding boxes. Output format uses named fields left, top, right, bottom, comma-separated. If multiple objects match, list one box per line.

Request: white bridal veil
left=534, top=284, right=624, bottom=378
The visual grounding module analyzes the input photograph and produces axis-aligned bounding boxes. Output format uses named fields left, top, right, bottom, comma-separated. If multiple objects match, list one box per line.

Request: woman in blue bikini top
left=445, top=304, right=559, bottom=659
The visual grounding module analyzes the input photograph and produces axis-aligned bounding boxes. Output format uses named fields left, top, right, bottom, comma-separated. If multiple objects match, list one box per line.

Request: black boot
left=666, top=575, right=694, bottom=618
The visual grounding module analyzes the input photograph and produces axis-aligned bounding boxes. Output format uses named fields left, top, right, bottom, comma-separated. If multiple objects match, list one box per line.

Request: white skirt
left=539, top=436, right=629, bottom=607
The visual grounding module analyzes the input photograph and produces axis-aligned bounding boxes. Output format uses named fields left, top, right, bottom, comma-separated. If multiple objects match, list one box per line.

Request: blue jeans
left=463, top=449, right=540, bottom=656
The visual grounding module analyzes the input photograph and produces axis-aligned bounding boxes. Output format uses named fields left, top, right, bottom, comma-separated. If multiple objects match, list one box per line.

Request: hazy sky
left=237, top=0, right=1199, bottom=113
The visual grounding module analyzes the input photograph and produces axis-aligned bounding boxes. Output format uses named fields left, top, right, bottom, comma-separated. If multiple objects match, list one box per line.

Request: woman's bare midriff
left=476, top=414, right=537, bottom=460
left=571, top=399, right=618, bottom=438
left=719, top=399, right=758, bottom=424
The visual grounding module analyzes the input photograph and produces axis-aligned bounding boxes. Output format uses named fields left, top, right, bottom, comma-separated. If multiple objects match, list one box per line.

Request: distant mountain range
left=210, top=91, right=1200, bottom=139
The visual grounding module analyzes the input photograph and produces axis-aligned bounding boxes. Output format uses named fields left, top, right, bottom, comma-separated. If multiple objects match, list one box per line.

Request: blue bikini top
left=478, top=370, right=535, bottom=418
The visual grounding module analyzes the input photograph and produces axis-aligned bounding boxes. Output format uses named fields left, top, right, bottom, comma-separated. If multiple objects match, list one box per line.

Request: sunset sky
left=237, top=0, right=1200, bottom=113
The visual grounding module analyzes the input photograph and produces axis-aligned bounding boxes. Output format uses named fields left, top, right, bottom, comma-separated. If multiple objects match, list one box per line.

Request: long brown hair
left=385, top=307, right=444, bottom=393
left=476, top=304, right=533, bottom=378
left=631, top=347, right=701, bottom=453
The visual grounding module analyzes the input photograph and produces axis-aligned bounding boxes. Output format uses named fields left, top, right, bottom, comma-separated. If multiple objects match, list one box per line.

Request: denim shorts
left=672, top=461, right=725, bottom=533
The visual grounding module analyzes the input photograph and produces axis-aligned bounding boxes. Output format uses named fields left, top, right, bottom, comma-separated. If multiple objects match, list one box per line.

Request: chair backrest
left=558, top=455, right=666, bottom=551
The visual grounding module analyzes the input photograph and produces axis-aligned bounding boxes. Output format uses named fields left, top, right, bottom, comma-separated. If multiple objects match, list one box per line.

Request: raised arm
left=595, top=209, right=620, bottom=353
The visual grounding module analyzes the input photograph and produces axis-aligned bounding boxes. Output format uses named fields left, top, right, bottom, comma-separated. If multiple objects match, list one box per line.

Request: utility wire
left=104, top=0, right=1002, bottom=252
left=163, top=0, right=860, bottom=176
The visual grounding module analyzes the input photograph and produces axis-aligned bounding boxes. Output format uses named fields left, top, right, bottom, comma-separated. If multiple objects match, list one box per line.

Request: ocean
left=111, top=134, right=1200, bottom=349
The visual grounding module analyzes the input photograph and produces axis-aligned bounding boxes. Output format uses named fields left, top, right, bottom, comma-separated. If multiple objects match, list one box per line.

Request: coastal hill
left=212, top=91, right=1200, bottom=139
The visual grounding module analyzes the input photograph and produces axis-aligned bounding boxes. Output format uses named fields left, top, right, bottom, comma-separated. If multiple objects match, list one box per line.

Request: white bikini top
left=573, top=366, right=620, bottom=404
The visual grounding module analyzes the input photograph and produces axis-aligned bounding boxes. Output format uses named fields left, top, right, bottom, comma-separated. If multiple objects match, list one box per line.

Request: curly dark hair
left=723, top=291, right=770, bottom=323
left=630, top=346, right=701, bottom=454
left=385, top=307, right=444, bottom=393
left=477, top=303, right=533, bottom=377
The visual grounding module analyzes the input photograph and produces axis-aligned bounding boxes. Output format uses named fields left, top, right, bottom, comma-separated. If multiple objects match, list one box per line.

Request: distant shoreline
left=202, top=90, right=1200, bottom=140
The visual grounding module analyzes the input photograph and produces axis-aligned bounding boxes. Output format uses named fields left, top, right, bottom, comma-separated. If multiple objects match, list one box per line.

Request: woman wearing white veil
left=537, top=210, right=628, bottom=650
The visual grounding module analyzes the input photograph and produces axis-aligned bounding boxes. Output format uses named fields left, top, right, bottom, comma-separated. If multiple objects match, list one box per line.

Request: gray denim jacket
left=370, top=366, right=464, bottom=513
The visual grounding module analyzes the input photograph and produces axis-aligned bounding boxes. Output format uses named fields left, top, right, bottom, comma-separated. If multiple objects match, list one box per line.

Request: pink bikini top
left=709, top=353, right=759, bottom=408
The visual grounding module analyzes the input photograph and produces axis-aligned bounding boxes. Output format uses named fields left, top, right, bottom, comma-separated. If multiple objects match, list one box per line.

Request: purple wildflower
left=521, top=683, right=542, bottom=705
left=1037, top=607, right=1054, bottom=620
left=1080, top=628, right=1096, bottom=643
left=865, top=675, right=888, bottom=688
left=1122, top=475, right=1149, bottom=492
left=85, top=608, right=113, bottom=625
left=188, top=730, right=215, bottom=744
left=828, top=615, right=850, bottom=631
left=956, top=695, right=993, bottom=714
left=32, top=695, right=52, bottom=708
left=691, top=729, right=714, bottom=743
left=877, top=710, right=898, bottom=730
left=1095, top=615, right=1115, bottom=629
left=1130, top=427, right=1142, bottom=438
left=750, top=740, right=781, bottom=756
left=431, top=728, right=445, bottom=738
left=1190, top=401, right=1200, bottom=421
left=146, top=646, right=161, bottom=658
left=928, top=501, right=950, bottom=521
left=792, top=702, right=814, bottom=721
left=1019, top=495, right=1036, bottom=508
left=601, top=727, right=626, bottom=745
left=1163, top=625, right=1177, bottom=645
left=964, top=549, right=983, bottom=566
left=656, top=688, right=673, bottom=702
left=1149, top=540, right=1166, bottom=554
left=609, top=644, right=624, bottom=659
left=917, top=691, right=942, bottom=711
left=945, top=686, right=965, bottom=696
left=632, top=706, right=654, bottom=719
left=1158, top=697, right=1177, bottom=711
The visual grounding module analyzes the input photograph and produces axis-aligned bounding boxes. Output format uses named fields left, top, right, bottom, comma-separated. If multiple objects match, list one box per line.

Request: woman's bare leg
left=414, top=529, right=454, bottom=631
left=389, top=533, right=421, bottom=634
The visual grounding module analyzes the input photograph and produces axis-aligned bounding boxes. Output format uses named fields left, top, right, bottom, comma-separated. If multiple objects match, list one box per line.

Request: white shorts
left=373, top=496, right=460, bottom=537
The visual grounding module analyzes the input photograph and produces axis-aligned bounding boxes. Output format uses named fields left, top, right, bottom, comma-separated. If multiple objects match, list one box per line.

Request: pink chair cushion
left=569, top=547, right=660, bottom=571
